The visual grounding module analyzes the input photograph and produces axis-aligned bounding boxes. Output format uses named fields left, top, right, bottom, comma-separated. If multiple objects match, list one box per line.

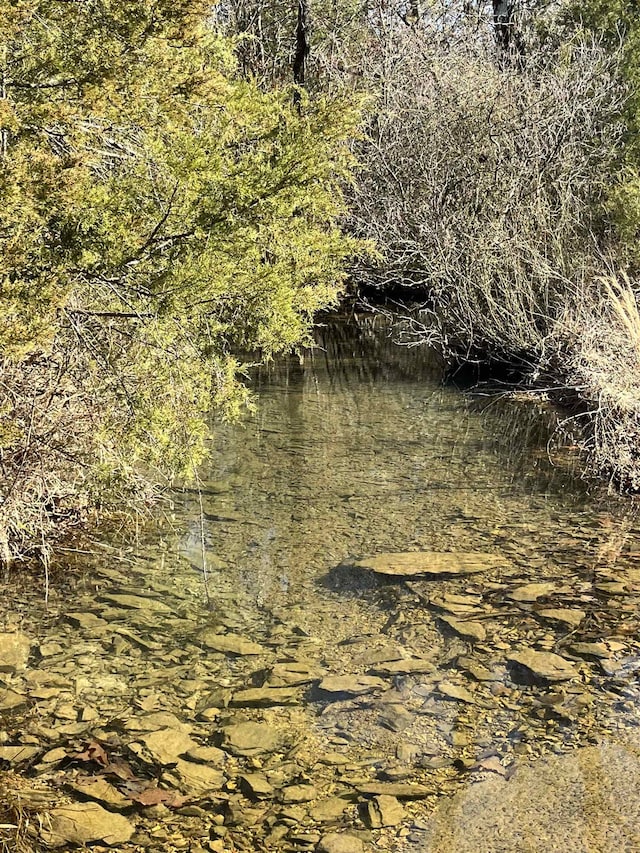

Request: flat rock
left=363, top=794, right=405, bottom=828
left=41, top=802, right=134, bottom=847
left=439, top=615, right=486, bottom=642
left=280, top=784, right=318, bottom=804
left=173, top=758, right=225, bottom=794
left=100, top=594, right=173, bottom=612
left=0, top=745, right=40, bottom=763
left=230, top=686, right=299, bottom=707
left=124, top=712, right=191, bottom=733
left=355, top=782, right=431, bottom=799
left=508, top=649, right=578, bottom=681
left=508, top=582, right=556, bottom=603
left=69, top=777, right=130, bottom=809
left=317, top=832, right=364, bottom=853
left=239, top=773, right=274, bottom=798
left=537, top=608, right=586, bottom=628
left=139, top=728, right=197, bottom=765
left=438, top=681, right=476, bottom=703
left=66, top=613, right=109, bottom=633
left=186, top=745, right=226, bottom=764
left=369, top=658, right=435, bottom=676
left=269, top=661, right=324, bottom=686
left=318, top=675, right=386, bottom=697
left=354, top=647, right=405, bottom=666
left=0, top=688, right=28, bottom=711
left=309, top=796, right=351, bottom=822
left=378, top=703, right=414, bottom=732
left=221, top=722, right=282, bottom=757
left=569, top=642, right=610, bottom=659
left=0, top=631, right=31, bottom=672
left=420, top=743, right=640, bottom=852
left=354, top=552, right=504, bottom=577
left=198, top=630, right=266, bottom=656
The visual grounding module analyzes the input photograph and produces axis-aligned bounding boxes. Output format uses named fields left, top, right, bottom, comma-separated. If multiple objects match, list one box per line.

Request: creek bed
left=2, top=315, right=640, bottom=852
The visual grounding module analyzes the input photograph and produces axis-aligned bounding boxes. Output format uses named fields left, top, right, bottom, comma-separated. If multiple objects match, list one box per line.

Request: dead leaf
left=130, top=787, right=188, bottom=808
left=73, top=741, right=109, bottom=767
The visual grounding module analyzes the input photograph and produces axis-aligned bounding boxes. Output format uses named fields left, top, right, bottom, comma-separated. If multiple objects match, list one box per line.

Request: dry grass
left=558, top=273, right=640, bottom=489
left=0, top=772, right=54, bottom=853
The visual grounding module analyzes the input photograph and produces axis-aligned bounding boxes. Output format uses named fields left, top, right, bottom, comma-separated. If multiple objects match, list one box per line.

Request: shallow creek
left=3, top=316, right=640, bottom=851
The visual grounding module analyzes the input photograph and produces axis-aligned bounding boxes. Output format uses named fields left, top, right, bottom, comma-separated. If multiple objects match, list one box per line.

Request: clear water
left=3, top=314, right=640, bottom=850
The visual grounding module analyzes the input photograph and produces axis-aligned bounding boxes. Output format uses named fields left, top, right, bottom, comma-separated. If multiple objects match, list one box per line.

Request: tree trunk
left=293, top=0, right=309, bottom=108
left=492, top=0, right=519, bottom=56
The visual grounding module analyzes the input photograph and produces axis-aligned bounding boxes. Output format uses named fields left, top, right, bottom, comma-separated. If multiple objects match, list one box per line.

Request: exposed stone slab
left=354, top=552, right=504, bottom=577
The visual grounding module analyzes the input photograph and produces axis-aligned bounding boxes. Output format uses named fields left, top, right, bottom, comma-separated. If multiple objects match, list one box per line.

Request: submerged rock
left=318, top=675, right=386, bottom=697
left=508, top=582, right=556, bottom=603
left=280, top=783, right=317, bottom=804
left=369, top=658, right=435, bottom=677
left=69, top=777, right=130, bottom=809
left=198, top=630, right=266, bottom=656
left=309, top=797, right=351, bottom=823
left=268, top=660, right=324, bottom=686
left=173, top=758, right=225, bottom=794
left=0, top=745, right=39, bottom=764
left=138, top=728, right=197, bottom=765
left=230, top=686, right=299, bottom=707
left=537, top=608, right=586, bottom=628
left=0, top=689, right=28, bottom=711
left=354, top=552, right=504, bottom=577
left=355, top=782, right=431, bottom=799
left=508, top=649, right=578, bottom=682
left=100, top=593, right=173, bottom=612
left=568, top=642, right=610, bottom=659
left=362, top=794, right=405, bottom=828
left=438, top=615, right=486, bottom=642
left=221, top=721, right=282, bottom=756
left=0, top=631, right=31, bottom=672
left=41, top=802, right=134, bottom=847
left=239, top=773, right=274, bottom=799
left=438, top=681, right=476, bottom=704
left=317, top=832, right=364, bottom=853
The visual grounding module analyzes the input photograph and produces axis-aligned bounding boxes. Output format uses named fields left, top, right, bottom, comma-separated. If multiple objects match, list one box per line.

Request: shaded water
left=3, top=314, right=640, bottom=851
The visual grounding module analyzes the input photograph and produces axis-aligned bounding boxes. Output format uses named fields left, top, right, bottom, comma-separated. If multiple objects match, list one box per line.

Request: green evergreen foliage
left=565, top=1, right=640, bottom=266
left=0, top=0, right=362, bottom=555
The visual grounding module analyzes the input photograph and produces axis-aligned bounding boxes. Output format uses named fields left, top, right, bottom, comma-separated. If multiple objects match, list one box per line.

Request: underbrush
left=556, top=275, right=640, bottom=489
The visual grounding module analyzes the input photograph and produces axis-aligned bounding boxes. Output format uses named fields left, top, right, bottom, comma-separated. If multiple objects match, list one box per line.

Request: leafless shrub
left=350, top=31, right=624, bottom=361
